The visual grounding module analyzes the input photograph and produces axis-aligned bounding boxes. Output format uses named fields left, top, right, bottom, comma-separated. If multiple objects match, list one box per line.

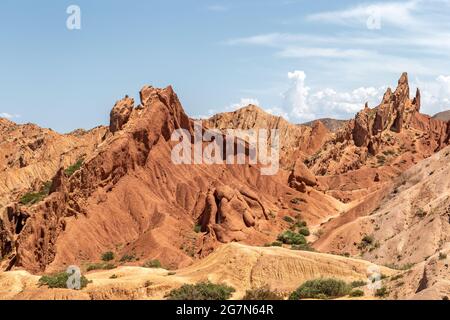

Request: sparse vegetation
left=349, top=289, right=364, bottom=297
left=38, top=271, right=89, bottom=289
left=120, top=253, right=137, bottom=263
left=86, top=262, right=116, bottom=271
left=438, top=252, right=447, bottom=260
left=101, top=251, right=115, bottom=262
left=415, top=208, right=427, bottom=218
left=375, top=286, right=389, bottom=298
left=243, top=285, right=284, bottom=300
left=165, top=281, right=235, bottom=300
left=109, top=274, right=118, bottom=279
left=283, top=216, right=295, bottom=224
left=290, top=198, right=304, bottom=205
left=143, top=259, right=162, bottom=268
left=289, top=278, right=351, bottom=300
left=194, top=224, right=202, bottom=233
left=357, top=234, right=379, bottom=251
left=277, top=230, right=307, bottom=245
left=298, top=227, right=310, bottom=236
left=264, top=241, right=282, bottom=247
left=65, top=158, right=84, bottom=177
left=384, top=263, right=414, bottom=270
left=19, top=181, right=52, bottom=206
left=350, top=280, right=367, bottom=288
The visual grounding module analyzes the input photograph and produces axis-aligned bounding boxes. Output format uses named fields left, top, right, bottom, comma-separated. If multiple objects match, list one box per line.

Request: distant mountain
left=432, top=110, right=450, bottom=122
left=302, top=118, right=348, bottom=132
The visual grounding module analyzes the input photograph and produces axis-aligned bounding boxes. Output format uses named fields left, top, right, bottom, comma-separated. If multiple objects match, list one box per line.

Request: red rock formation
left=0, top=85, right=341, bottom=273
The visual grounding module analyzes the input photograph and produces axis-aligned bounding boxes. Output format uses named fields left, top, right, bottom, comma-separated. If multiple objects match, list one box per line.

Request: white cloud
left=280, top=70, right=387, bottom=122
left=307, top=1, right=419, bottom=29
left=283, top=71, right=314, bottom=120
left=413, top=75, right=450, bottom=114
left=228, top=98, right=260, bottom=110
left=193, top=98, right=260, bottom=119
left=0, top=112, right=20, bottom=119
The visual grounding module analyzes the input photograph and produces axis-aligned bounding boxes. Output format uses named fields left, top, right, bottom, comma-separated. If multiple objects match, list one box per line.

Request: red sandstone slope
left=310, top=73, right=450, bottom=259
left=0, top=86, right=341, bottom=273
left=0, top=118, right=107, bottom=211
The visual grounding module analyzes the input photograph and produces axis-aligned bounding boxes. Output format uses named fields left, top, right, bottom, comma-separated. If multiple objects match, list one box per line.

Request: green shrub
left=375, top=286, right=389, bottom=298
left=143, top=259, right=162, bottom=268
left=120, top=253, right=136, bottom=262
left=243, top=285, right=284, bottom=300
left=109, top=274, right=118, bottom=279
left=350, top=280, right=367, bottom=288
left=294, top=220, right=307, bottom=228
left=65, top=159, right=84, bottom=177
left=438, top=252, right=447, bottom=260
left=289, top=279, right=346, bottom=300
left=86, top=263, right=116, bottom=271
left=38, top=271, right=89, bottom=289
left=19, top=181, right=52, bottom=206
left=165, top=281, right=235, bottom=300
left=269, top=241, right=282, bottom=247
left=277, top=230, right=306, bottom=245
left=289, top=278, right=351, bottom=300
left=101, top=251, right=115, bottom=262
left=194, top=224, right=202, bottom=233
left=283, top=216, right=295, bottom=224
left=298, top=227, right=310, bottom=236
left=349, top=289, right=364, bottom=297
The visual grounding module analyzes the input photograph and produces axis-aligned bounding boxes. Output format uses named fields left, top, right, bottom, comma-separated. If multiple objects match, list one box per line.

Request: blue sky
left=1, top=0, right=450, bottom=132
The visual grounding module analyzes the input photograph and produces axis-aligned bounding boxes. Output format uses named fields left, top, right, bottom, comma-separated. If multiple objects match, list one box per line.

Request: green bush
left=165, top=281, right=235, bottom=300
left=86, top=263, right=116, bottom=271
left=194, top=224, right=202, bottom=233
left=294, top=220, right=307, bottom=228
left=277, top=230, right=306, bottom=245
left=289, top=278, right=351, bottom=300
left=349, top=289, right=364, bottom=297
left=283, top=216, right=295, bottom=224
left=101, top=251, right=115, bottom=262
left=375, top=286, right=389, bottom=298
left=298, top=227, right=310, bottom=236
left=243, top=285, right=284, bottom=300
left=65, top=159, right=84, bottom=177
left=19, top=181, right=52, bottom=206
left=38, top=271, right=89, bottom=289
left=143, top=259, right=162, bottom=268
left=120, top=253, right=136, bottom=262
left=438, top=252, right=447, bottom=260
left=350, top=280, right=367, bottom=288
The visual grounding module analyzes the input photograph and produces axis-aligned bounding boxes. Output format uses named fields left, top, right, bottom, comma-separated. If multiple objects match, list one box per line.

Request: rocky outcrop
left=198, top=185, right=269, bottom=243
left=205, top=105, right=331, bottom=169
left=351, top=73, right=421, bottom=154
left=109, top=96, right=134, bottom=133
left=289, top=159, right=318, bottom=193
